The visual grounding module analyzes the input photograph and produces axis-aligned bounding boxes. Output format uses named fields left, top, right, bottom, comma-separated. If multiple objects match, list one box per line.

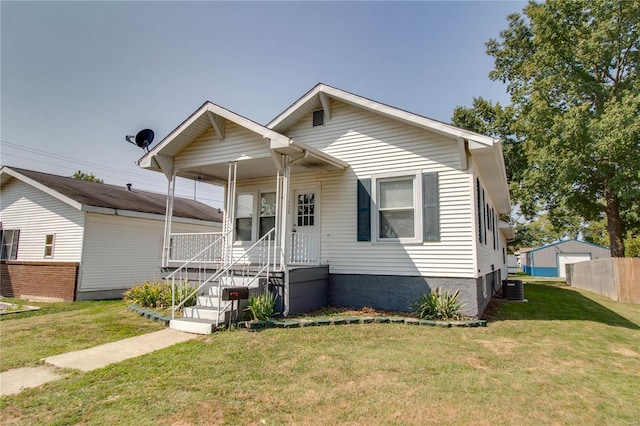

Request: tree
left=486, top=0, right=640, bottom=257
left=71, top=170, right=103, bottom=183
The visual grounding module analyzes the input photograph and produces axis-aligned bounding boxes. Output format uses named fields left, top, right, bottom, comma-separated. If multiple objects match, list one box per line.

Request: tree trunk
left=604, top=181, right=625, bottom=257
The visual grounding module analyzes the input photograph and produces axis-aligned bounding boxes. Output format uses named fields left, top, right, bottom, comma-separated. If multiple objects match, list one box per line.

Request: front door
left=291, top=187, right=320, bottom=264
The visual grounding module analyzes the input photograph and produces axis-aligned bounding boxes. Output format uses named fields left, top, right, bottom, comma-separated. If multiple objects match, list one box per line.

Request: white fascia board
left=83, top=206, right=220, bottom=226
left=139, top=102, right=292, bottom=168
left=1, top=167, right=83, bottom=211
left=269, top=84, right=496, bottom=146
left=203, top=103, right=291, bottom=148
left=138, top=102, right=212, bottom=166
left=499, top=220, right=516, bottom=241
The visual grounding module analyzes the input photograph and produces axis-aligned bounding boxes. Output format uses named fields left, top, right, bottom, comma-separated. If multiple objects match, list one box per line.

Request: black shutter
left=357, top=179, right=371, bottom=241
left=422, top=173, right=440, bottom=241
left=476, top=178, right=482, bottom=243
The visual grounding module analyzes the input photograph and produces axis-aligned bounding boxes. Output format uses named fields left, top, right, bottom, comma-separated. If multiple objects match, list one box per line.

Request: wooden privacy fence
left=566, top=258, right=640, bottom=304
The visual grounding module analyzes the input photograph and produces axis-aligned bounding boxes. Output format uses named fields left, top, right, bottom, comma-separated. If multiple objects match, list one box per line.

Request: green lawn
left=1, top=280, right=639, bottom=425
left=0, top=299, right=164, bottom=372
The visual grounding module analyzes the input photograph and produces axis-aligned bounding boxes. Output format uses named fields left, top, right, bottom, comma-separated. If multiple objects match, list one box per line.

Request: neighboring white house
left=0, top=166, right=223, bottom=301
left=137, top=83, right=513, bottom=330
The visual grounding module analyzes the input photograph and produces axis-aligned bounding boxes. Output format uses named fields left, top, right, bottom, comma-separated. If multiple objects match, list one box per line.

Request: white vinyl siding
left=0, top=179, right=84, bottom=261
left=473, top=160, right=506, bottom=278
left=283, top=100, right=476, bottom=278
left=174, top=121, right=271, bottom=169
left=80, top=213, right=217, bottom=292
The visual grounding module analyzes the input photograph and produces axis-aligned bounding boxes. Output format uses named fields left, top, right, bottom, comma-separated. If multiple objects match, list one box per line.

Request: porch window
left=235, top=194, right=253, bottom=241
left=44, top=234, right=55, bottom=258
left=259, top=192, right=276, bottom=238
left=0, top=229, right=20, bottom=260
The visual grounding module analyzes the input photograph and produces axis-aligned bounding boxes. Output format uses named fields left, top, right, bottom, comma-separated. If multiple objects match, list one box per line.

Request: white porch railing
left=169, top=229, right=280, bottom=320
left=289, top=232, right=319, bottom=265
left=169, top=232, right=224, bottom=263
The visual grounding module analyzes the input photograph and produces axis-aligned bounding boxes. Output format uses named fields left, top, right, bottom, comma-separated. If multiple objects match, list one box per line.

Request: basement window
left=312, top=109, right=324, bottom=127
left=44, top=234, right=55, bottom=258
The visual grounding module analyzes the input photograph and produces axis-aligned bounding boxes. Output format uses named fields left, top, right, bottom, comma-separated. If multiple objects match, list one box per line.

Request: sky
left=1, top=1, right=525, bottom=209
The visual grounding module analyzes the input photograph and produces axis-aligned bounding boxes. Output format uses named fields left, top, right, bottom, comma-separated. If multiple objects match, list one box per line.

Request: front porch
left=137, top=101, right=347, bottom=332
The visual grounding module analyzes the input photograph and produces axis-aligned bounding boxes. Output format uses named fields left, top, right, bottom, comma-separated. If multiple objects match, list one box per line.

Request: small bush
left=245, top=291, right=277, bottom=322
left=412, top=288, right=465, bottom=320
left=124, top=280, right=198, bottom=310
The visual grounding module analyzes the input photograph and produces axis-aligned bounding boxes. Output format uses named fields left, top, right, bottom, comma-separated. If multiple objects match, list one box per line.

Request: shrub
left=412, top=288, right=465, bottom=320
left=124, top=280, right=198, bottom=310
left=245, top=291, right=277, bottom=322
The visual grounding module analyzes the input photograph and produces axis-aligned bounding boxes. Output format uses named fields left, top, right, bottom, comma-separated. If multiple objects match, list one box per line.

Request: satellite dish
left=125, top=129, right=154, bottom=152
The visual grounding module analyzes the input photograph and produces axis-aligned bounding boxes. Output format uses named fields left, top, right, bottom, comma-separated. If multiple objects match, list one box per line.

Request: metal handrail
left=171, top=228, right=278, bottom=319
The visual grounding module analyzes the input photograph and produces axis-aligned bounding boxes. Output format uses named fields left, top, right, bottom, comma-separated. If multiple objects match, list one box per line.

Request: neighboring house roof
left=0, top=166, right=223, bottom=223
left=526, top=238, right=610, bottom=254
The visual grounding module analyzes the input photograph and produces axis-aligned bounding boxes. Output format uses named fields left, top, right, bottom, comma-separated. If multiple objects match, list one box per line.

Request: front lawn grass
left=0, top=299, right=164, bottom=371
left=1, top=281, right=639, bottom=425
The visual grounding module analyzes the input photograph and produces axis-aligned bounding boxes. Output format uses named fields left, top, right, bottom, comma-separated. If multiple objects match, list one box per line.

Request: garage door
left=557, top=254, right=591, bottom=278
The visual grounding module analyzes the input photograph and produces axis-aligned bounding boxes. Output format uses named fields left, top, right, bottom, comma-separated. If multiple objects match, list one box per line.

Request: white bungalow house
left=138, top=84, right=513, bottom=333
left=0, top=166, right=222, bottom=301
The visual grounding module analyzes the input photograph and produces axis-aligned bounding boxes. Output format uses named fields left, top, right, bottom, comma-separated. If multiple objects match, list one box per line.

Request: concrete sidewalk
left=0, top=329, right=198, bottom=396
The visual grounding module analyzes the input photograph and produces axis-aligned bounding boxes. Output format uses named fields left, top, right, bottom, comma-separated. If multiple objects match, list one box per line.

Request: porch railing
left=169, top=232, right=225, bottom=263
left=170, top=228, right=280, bottom=320
left=289, top=232, right=319, bottom=264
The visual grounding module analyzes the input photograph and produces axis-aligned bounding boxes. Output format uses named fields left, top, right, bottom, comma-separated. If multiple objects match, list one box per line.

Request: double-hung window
left=259, top=192, right=276, bottom=238
left=44, top=234, right=55, bottom=258
left=235, top=194, right=254, bottom=242
left=357, top=171, right=439, bottom=243
left=378, top=177, right=416, bottom=240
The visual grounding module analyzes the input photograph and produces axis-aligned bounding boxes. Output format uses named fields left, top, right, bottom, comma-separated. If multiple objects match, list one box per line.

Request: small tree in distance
left=71, top=170, right=103, bottom=183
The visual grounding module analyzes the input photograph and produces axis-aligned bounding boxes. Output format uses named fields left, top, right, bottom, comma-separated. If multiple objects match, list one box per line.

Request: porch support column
left=162, top=168, right=176, bottom=267
left=223, top=162, right=237, bottom=264
left=279, top=157, right=291, bottom=268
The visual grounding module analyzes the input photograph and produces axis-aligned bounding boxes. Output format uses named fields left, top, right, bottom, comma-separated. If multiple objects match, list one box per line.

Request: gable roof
left=268, top=83, right=496, bottom=147
left=0, top=166, right=223, bottom=223
left=268, top=83, right=510, bottom=213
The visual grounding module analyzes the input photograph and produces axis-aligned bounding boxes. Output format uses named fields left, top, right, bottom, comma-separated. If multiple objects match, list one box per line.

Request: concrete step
left=220, top=276, right=263, bottom=288
left=183, top=305, right=227, bottom=321
left=169, top=318, right=216, bottom=335
left=197, top=295, right=221, bottom=307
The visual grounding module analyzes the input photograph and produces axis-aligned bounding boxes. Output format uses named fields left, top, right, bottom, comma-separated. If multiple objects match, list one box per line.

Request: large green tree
left=486, top=0, right=640, bottom=257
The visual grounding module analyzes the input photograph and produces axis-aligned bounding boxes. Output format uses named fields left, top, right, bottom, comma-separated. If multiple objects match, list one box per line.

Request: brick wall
left=0, top=261, right=79, bottom=301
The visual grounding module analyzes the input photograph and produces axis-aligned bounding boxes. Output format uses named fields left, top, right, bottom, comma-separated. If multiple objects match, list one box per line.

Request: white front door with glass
left=291, top=187, right=320, bottom=264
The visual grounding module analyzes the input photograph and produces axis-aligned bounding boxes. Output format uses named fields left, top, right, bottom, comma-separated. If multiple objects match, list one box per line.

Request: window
left=378, top=177, right=415, bottom=239
left=357, top=171, right=439, bottom=243
left=312, top=109, right=324, bottom=126
left=0, top=229, right=20, bottom=260
left=44, top=234, right=55, bottom=258
left=259, top=192, right=276, bottom=238
left=296, top=193, right=315, bottom=227
left=235, top=194, right=253, bottom=241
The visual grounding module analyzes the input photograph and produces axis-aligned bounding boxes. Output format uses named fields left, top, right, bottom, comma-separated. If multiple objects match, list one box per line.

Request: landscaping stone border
left=126, top=305, right=487, bottom=330
left=239, top=317, right=486, bottom=330
left=126, top=305, right=171, bottom=325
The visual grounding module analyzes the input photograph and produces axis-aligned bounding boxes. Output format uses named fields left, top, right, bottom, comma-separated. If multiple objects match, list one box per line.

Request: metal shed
left=522, top=239, right=610, bottom=278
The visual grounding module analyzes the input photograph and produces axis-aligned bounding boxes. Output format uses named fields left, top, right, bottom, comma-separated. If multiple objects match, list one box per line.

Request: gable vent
left=312, top=109, right=324, bottom=127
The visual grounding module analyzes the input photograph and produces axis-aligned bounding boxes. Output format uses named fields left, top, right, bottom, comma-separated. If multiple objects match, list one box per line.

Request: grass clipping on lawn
left=1, top=279, right=639, bottom=425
